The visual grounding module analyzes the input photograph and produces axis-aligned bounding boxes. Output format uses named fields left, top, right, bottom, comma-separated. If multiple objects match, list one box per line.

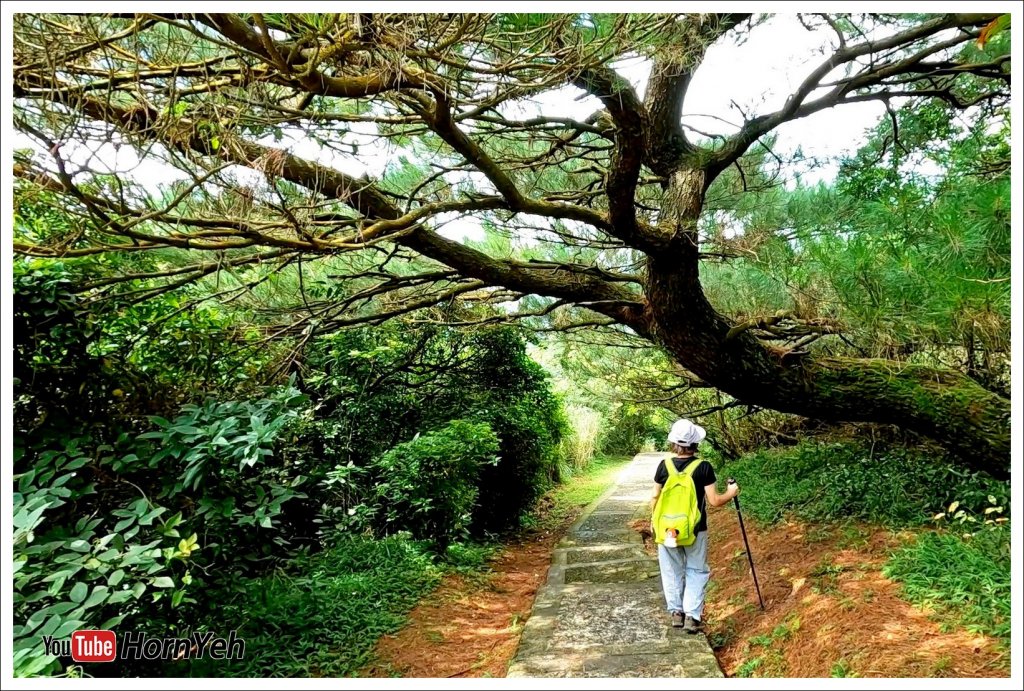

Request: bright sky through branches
left=14, top=14, right=898, bottom=242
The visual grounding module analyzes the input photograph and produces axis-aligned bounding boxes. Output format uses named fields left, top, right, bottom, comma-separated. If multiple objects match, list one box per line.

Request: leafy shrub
left=12, top=384, right=312, bottom=677
left=719, top=441, right=1009, bottom=526
left=182, top=535, right=443, bottom=677
left=884, top=519, right=1010, bottom=642
left=301, top=324, right=568, bottom=536
left=369, top=420, right=500, bottom=545
left=12, top=259, right=567, bottom=677
left=600, top=404, right=668, bottom=456
left=297, top=328, right=427, bottom=473
left=13, top=436, right=199, bottom=677
left=471, top=394, right=567, bottom=533
left=131, top=384, right=314, bottom=560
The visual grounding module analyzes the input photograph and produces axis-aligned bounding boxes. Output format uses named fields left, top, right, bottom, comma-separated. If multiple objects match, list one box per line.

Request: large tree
left=11, top=13, right=1011, bottom=475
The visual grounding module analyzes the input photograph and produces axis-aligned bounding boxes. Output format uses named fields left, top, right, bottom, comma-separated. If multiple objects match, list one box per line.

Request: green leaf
left=69, top=581, right=88, bottom=603
left=68, top=539, right=91, bottom=553
left=152, top=576, right=175, bottom=589
left=83, top=585, right=109, bottom=609
left=139, top=507, right=167, bottom=526
left=108, top=590, right=132, bottom=604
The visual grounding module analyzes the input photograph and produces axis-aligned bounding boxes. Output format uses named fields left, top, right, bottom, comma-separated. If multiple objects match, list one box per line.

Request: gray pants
left=657, top=531, right=710, bottom=620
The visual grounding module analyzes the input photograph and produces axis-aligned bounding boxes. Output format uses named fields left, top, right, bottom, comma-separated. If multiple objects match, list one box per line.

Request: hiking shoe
left=671, top=611, right=685, bottom=628
left=683, top=615, right=703, bottom=634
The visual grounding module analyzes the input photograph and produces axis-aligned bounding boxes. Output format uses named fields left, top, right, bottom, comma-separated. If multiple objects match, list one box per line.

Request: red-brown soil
left=637, top=512, right=1009, bottom=678
left=362, top=517, right=568, bottom=678
left=366, top=507, right=1008, bottom=678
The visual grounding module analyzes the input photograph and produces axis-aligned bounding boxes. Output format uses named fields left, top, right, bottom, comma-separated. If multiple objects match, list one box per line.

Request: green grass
left=830, top=659, right=858, bottom=677
left=530, top=454, right=633, bottom=532
left=735, top=657, right=763, bottom=678
left=883, top=527, right=1010, bottom=644
left=178, top=454, right=633, bottom=677
left=717, top=441, right=1009, bottom=527
left=748, top=615, right=801, bottom=648
left=809, top=560, right=846, bottom=595
left=181, top=535, right=444, bottom=677
left=720, top=440, right=1011, bottom=646
left=444, top=541, right=499, bottom=571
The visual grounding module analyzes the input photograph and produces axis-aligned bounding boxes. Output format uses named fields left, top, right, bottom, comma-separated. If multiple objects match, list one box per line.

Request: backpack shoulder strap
left=663, top=454, right=679, bottom=477
left=681, top=458, right=702, bottom=478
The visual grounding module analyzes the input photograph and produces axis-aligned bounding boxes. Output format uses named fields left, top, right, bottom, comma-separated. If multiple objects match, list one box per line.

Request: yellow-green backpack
left=652, top=455, right=701, bottom=546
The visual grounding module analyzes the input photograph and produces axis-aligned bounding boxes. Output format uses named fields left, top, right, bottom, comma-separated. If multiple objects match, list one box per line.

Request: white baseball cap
left=667, top=419, right=706, bottom=446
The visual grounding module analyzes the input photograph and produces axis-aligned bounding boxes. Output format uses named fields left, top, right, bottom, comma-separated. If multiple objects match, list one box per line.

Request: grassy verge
left=179, top=454, right=633, bottom=678
left=717, top=440, right=1011, bottom=644
left=883, top=527, right=1010, bottom=643
left=181, top=535, right=444, bottom=677
left=527, top=454, right=633, bottom=532
left=717, top=441, right=1008, bottom=527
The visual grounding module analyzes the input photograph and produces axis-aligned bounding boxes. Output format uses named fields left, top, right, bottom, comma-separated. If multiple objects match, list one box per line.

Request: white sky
left=15, top=14, right=897, bottom=242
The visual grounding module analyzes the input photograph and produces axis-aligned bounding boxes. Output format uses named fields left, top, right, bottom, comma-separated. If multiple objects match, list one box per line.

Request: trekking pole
left=727, top=478, right=765, bottom=611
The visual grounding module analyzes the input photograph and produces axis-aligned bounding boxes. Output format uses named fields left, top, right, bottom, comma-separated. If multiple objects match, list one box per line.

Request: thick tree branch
left=194, top=13, right=430, bottom=97
left=15, top=82, right=648, bottom=331
left=644, top=13, right=751, bottom=175
left=571, top=65, right=661, bottom=251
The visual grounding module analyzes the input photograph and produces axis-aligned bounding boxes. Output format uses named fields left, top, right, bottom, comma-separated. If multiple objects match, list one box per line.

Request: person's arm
left=650, top=483, right=663, bottom=513
left=704, top=480, right=738, bottom=508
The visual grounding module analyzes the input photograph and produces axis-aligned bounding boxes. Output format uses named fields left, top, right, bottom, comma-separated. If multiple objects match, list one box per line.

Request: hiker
left=650, top=418, right=738, bottom=633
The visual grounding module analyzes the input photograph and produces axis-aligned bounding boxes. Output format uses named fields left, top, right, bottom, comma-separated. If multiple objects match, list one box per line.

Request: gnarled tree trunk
left=643, top=167, right=1010, bottom=478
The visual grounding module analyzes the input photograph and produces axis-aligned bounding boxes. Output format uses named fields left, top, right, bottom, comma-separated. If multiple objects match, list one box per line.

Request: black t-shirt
left=654, top=456, right=717, bottom=533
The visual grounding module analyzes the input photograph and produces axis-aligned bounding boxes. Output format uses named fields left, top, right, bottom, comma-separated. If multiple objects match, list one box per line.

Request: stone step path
left=507, top=452, right=723, bottom=678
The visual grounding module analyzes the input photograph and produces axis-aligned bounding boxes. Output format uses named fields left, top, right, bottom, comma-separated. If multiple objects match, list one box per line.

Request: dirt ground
left=362, top=520, right=567, bottom=678
left=364, top=505, right=1008, bottom=679
left=646, top=511, right=1010, bottom=678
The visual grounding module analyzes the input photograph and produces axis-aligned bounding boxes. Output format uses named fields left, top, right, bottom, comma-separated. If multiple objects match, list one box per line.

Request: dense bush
left=13, top=436, right=193, bottom=676
left=301, top=324, right=568, bottom=536
left=12, top=384, right=311, bottom=677
left=369, top=420, right=500, bottom=545
left=12, top=261, right=305, bottom=677
left=718, top=441, right=1010, bottom=526
left=12, top=259, right=569, bottom=677
left=470, top=395, right=567, bottom=533
left=182, top=535, right=443, bottom=677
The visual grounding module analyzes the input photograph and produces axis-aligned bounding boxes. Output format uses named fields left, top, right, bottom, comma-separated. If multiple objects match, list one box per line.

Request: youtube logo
left=70, top=630, right=116, bottom=662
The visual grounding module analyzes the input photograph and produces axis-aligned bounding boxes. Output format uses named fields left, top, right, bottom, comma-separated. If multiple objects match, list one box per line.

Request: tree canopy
left=12, top=12, right=1011, bottom=474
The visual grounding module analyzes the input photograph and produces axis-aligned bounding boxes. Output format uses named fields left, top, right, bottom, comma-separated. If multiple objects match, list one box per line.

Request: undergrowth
left=720, top=440, right=1011, bottom=646
left=883, top=527, right=1010, bottom=644
left=179, top=453, right=633, bottom=677
left=182, top=535, right=443, bottom=677
left=718, top=441, right=1008, bottom=527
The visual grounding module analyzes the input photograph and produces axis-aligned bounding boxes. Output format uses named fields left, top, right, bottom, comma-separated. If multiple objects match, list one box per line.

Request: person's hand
left=727, top=478, right=740, bottom=499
